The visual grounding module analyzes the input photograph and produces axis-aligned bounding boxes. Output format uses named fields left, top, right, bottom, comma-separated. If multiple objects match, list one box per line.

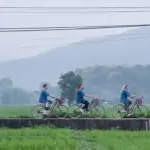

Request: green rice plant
left=0, top=128, right=149, bottom=150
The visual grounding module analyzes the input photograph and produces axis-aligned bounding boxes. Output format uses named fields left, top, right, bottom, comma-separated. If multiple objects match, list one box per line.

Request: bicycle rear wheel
left=68, top=104, right=82, bottom=118
left=53, top=105, right=68, bottom=118
left=91, top=105, right=105, bottom=118
left=112, top=104, right=126, bottom=118
left=31, top=104, right=44, bottom=119
left=133, top=105, right=148, bottom=118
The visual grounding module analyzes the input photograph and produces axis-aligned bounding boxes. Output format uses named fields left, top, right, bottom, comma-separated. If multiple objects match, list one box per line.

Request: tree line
left=1, top=65, right=150, bottom=105
left=75, top=65, right=150, bottom=104
left=58, top=65, right=150, bottom=104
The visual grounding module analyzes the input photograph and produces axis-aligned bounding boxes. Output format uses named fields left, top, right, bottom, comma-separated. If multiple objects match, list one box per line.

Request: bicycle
left=68, top=98, right=105, bottom=118
left=112, top=97, right=148, bottom=118
left=31, top=97, right=68, bottom=118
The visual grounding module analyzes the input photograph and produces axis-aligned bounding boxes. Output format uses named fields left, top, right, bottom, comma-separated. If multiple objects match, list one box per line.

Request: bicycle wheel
left=112, top=104, right=126, bottom=118
left=91, top=105, right=105, bottom=118
left=133, top=105, right=148, bottom=118
left=53, top=105, right=68, bottom=118
left=31, top=104, right=44, bottom=119
left=68, top=104, right=82, bottom=118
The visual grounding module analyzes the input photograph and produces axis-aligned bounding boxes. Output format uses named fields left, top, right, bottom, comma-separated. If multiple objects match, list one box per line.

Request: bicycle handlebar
left=49, top=95, right=57, bottom=99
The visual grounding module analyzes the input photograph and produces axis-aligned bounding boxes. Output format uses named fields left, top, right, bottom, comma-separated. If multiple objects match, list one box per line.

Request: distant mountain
left=0, top=27, right=150, bottom=89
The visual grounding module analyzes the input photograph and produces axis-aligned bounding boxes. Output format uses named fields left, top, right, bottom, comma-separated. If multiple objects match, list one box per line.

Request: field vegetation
left=0, top=127, right=149, bottom=150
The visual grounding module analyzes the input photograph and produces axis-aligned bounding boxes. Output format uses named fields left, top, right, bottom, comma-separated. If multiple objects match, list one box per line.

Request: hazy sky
left=0, top=0, right=150, bottom=61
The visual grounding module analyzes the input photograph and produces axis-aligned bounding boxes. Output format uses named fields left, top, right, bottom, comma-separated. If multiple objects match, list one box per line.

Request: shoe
left=84, top=111, right=88, bottom=114
left=127, top=114, right=132, bottom=117
left=85, top=109, right=89, bottom=113
left=80, top=109, right=84, bottom=113
left=43, top=114, right=48, bottom=118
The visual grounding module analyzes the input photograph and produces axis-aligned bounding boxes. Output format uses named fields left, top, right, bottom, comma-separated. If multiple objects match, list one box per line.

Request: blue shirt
left=76, top=90, right=85, bottom=104
left=39, top=90, right=49, bottom=103
left=120, top=89, right=130, bottom=103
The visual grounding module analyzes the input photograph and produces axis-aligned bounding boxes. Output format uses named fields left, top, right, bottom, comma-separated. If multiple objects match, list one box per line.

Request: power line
left=1, top=6, right=150, bottom=9
left=0, top=24, right=150, bottom=32
left=1, top=6, right=150, bottom=14
left=1, top=10, right=150, bottom=14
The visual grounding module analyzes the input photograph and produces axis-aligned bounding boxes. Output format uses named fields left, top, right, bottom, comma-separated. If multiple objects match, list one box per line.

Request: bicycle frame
left=89, top=98, right=100, bottom=107
left=129, top=101, right=136, bottom=113
left=128, top=98, right=143, bottom=113
left=49, top=98, right=63, bottom=112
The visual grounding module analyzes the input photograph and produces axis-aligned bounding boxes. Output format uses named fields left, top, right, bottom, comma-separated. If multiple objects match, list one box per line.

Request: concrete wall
left=0, top=118, right=149, bottom=130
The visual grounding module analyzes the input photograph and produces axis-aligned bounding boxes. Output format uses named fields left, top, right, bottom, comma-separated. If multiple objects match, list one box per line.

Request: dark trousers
left=124, top=100, right=132, bottom=114
left=81, top=100, right=89, bottom=112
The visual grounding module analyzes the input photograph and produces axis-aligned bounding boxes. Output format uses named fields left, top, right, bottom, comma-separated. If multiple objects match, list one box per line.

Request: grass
left=0, top=106, right=32, bottom=118
left=0, top=105, right=117, bottom=118
left=0, top=105, right=149, bottom=118
left=0, top=127, right=149, bottom=149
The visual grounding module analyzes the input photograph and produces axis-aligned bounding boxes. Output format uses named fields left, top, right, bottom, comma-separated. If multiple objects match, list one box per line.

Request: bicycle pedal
left=37, top=111, right=41, bottom=113
left=117, top=110, right=121, bottom=113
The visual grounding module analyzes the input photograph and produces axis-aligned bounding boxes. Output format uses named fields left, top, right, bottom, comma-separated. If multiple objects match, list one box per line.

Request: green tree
left=0, top=77, right=13, bottom=89
left=58, top=71, right=82, bottom=104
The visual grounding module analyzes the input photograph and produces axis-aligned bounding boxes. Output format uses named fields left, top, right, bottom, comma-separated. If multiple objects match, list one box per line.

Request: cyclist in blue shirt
left=76, top=84, right=94, bottom=113
left=39, top=84, right=54, bottom=118
left=120, top=84, right=136, bottom=116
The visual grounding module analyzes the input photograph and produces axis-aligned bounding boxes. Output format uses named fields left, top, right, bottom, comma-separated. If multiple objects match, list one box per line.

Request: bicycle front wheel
left=91, top=105, right=105, bottom=118
left=68, top=104, right=82, bottom=118
left=53, top=105, right=68, bottom=118
left=133, top=105, right=148, bottom=118
left=31, top=104, right=44, bottom=119
left=112, top=104, right=125, bottom=118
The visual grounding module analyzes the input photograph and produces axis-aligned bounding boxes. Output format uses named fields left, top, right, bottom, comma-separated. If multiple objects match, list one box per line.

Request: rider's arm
left=130, top=94, right=137, bottom=98
left=49, top=95, right=55, bottom=99
left=84, top=94, right=94, bottom=99
left=126, top=90, right=136, bottom=98
left=43, top=90, right=49, bottom=96
left=48, top=94, right=56, bottom=101
left=79, top=90, right=94, bottom=99
left=43, top=91, right=55, bottom=100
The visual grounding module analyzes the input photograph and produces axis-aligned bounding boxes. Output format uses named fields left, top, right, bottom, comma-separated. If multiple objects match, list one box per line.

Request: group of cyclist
left=39, top=83, right=137, bottom=118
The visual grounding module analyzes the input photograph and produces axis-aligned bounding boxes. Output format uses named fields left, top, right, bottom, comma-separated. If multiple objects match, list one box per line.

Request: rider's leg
left=124, top=101, right=129, bottom=115
left=82, top=100, right=89, bottom=112
left=128, top=100, right=132, bottom=106
left=80, top=101, right=86, bottom=113
left=127, top=100, right=133, bottom=116
left=43, top=101, right=49, bottom=117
